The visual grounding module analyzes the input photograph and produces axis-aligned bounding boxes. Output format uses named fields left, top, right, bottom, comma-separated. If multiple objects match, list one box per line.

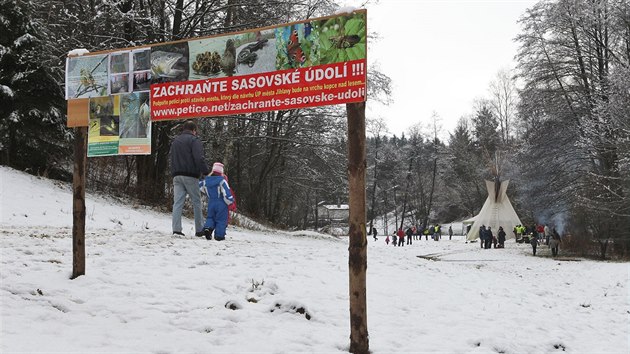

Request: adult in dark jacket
left=479, top=225, right=486, bottom=248
left=549, top=228, right=561, bottom=256
left=485, top=227, right=494, bottom=249
left=170, top=120, right=209, bottom=237
left=530, top=233, right=539, bottom=256
left=497, top=226, right=506, bottom=248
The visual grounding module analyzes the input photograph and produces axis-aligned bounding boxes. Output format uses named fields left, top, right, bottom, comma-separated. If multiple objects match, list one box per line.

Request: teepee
left=466, top=178, right=522, bottom=241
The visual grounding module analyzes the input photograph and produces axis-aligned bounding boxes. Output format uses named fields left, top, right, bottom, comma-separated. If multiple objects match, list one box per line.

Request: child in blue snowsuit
left=199, top=162, right=234, bottom=241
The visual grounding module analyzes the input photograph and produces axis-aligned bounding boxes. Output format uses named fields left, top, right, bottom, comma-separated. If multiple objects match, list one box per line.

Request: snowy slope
left=1, top=166, right=628, bottom=353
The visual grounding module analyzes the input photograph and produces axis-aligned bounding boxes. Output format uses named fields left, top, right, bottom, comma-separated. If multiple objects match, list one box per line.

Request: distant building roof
left=322, top=204, right=349, bottom=210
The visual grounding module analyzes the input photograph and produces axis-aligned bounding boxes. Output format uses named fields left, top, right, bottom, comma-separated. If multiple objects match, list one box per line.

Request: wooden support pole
left=346, top=102, right=369, bottom=354
left=72, top=126, right=87, bottom=279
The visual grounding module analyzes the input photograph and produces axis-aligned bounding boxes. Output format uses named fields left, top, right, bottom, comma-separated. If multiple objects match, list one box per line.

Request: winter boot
left=203, top=228, right=214, bottom=240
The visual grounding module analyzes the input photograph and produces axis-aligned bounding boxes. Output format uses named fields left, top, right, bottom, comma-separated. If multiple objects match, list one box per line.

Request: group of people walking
left=527, top=223, right=562, bottom=256
left=170, top=120, right=235, bottom=241
left=371, top=224, right=453, bottom=246
left=371, top=217, right=564, bottom=259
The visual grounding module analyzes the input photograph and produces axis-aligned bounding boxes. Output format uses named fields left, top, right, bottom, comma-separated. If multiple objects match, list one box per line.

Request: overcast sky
left=347, top=0, right=539, bottom=138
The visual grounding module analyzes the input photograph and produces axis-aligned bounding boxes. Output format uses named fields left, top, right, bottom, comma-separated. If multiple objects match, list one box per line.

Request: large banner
left=66, top=10, right=366, bottom=155
left=149, top=12, right=367, bottom=119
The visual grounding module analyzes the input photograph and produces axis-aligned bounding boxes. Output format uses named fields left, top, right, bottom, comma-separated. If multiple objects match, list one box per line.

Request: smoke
left=551, top=212, right=568, bottom=235
left=533, top=209, right=568, bottom=235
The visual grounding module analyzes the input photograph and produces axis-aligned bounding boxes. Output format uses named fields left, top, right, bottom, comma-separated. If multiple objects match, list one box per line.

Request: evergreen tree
left=471, top=103, right=500, bottom=161
left=0, top=0, right=70, bottom=179
left=445, top=118, right=485, bottom=217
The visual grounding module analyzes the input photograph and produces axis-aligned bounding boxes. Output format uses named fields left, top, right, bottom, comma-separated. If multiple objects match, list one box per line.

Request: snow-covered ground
left=1, top=166, right=628, bottom=353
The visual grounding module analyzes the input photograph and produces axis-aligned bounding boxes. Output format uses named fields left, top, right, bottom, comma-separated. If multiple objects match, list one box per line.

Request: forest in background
left=0, top=0, right=628, bottom=259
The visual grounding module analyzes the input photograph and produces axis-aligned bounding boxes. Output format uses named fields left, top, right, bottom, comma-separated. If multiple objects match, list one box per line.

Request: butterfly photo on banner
left=276, top=23, right=317, bottom=70
left=286, top=28, right=306, bottom=68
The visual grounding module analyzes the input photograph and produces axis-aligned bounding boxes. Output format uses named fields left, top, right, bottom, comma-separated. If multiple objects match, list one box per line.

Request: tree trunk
left=314, top=189, right=319, bottom=230
left=119, top=0, right=134, bottom=40
left=399, top=157, right=413, bottom=230
left=599, top=239, right=608, bottom=260
left=72, top=127, right=87, bottom=279
left=136, top=122, right=171, bottom=204
left=346, top=102, right=369, bottom=354
left=426, top=158, right=438, bottom=224
left=172, top=0, right=185, bottom=39
left=368, top=136, right=379, bottom=232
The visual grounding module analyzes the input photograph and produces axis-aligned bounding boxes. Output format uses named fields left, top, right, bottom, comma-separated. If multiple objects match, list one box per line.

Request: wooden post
left=346, top=102, right=368, bottom=354
left=72, top=126, right=87, bottom=279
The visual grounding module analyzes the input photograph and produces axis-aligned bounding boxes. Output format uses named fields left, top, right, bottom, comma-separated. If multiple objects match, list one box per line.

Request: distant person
left=170, top=120, right=209, bottom=237
left=497, top=226, right=506, bottom=248
left=530, top=224, right=537, bottom=244
left=549, top=228, right=561, bottom=256
left=406, top=226, right=413, bottom=245
left=372, top=226, right=378, bottom=241
left=479, top=225, right=486, bottom=248
left=536, top=223, right=545, bottom=243
left=397, top=228, right=405, bottom=247
left=433, top=224, right=441, bottom=241
left=392, top=231, right=398, bottom=246
left=385, top=234, right=390, bottom=245
left=544, top=223, right=551, bottom=245
left=530, top=232, right=539, bottom=256
left=512, top=225, right=517, bottom=239
left=423, top=227, right=430, bottom=240
left=200, top=162, right=234, bottom=241
left=515, top=224, right=523, bottom=242
left=448, top=225, right=453, bottom=240
left=485, top=226, right=494, bottom=249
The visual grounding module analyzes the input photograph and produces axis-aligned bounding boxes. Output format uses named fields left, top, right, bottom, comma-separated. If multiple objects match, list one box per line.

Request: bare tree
left=515, top=0, right=630, bottom=258
left=366, top=117, right=388, bottom=233
left=488, top=69, right=519, bottom=144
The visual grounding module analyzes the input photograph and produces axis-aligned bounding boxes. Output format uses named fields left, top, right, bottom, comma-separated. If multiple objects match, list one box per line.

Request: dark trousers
left=551, top=246, right=558, bottom=256
left=398, top=237, right=404, bottom=246
left=407, top=235, right=412, bottom=245
left=531, top=243, right=537, bottom=255
left=484, top=239, right=492, bottom=249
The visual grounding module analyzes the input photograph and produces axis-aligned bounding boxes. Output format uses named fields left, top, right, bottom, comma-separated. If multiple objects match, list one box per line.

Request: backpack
left=223, top=174, right=237, bottom=212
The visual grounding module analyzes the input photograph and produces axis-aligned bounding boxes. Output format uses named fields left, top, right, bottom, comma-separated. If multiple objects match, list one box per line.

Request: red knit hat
left=212, top=162, right=224, bottom=175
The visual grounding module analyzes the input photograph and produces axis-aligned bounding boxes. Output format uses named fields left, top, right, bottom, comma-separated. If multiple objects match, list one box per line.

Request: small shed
left=318, top=204, right=350, bottom=224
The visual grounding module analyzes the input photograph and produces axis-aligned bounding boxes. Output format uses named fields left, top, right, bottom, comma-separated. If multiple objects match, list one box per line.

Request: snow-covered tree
left=0, top=0, right=70, bottom=179
left=488, top=69, right=519, bottom=144
left=444, top=118, right=485, bottom=217
left=471, top=103, right=500, bottom=161
left=515, top=0, right=630, bottom=258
